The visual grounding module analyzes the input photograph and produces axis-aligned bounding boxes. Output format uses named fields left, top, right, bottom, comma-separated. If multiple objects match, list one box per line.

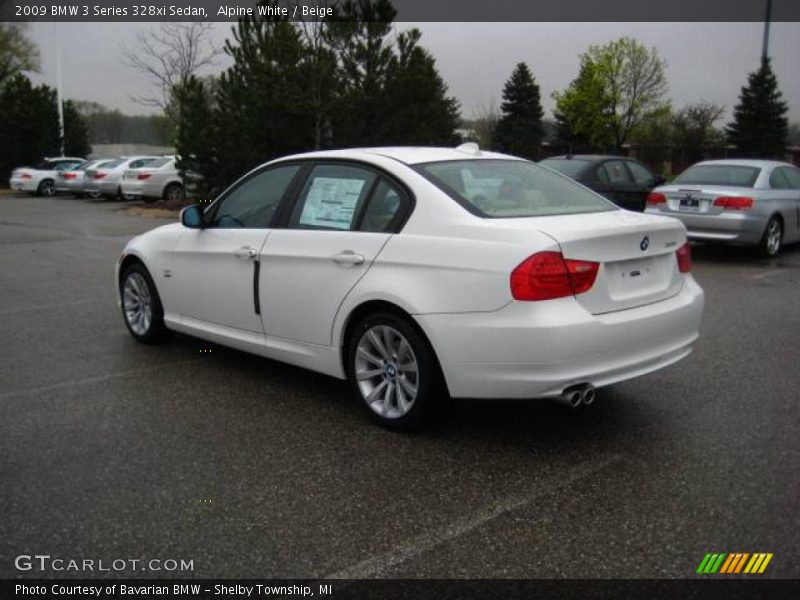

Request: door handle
left=332, top=251, right=366, bottom=266
left=233, top=246, right=258, bottom=260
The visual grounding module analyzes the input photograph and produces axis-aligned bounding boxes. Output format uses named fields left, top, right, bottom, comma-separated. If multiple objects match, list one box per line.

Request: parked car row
left=9, top=155, right=184, bottom=203
left=540, top=155, right=800, bottom=257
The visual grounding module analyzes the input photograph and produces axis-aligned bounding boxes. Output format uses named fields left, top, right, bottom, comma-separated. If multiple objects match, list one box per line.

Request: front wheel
left=758, top=216, right=783, bottom=257
left=120, top=264, right=169, bottom=344
left=347, top=312, right=444, bottom=430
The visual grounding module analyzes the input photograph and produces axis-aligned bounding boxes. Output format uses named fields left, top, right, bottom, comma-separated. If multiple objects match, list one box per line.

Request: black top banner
left=3, top=0, right=800, bottom=22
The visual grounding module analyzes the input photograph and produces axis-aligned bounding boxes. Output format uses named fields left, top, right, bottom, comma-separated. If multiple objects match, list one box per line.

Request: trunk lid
left=533, top=210, right=686, bottom=314
left=653, top=184, right=755, bottom=216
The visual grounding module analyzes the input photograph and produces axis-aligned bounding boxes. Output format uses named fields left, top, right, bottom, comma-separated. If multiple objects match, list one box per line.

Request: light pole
left=761, top=0, right=772, bottom=62
left=55, top=22, right=65, bottom=155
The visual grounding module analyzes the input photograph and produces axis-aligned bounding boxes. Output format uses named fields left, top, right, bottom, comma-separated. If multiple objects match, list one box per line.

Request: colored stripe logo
left=697, top=553, right=773, bottom=574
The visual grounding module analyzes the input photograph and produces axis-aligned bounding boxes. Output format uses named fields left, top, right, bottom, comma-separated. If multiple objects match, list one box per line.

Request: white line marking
left=750, top=270, right=784, bottom=280
left=0, top=359, right=201, bottom=400
left=324, top=455, right=620, bottom=579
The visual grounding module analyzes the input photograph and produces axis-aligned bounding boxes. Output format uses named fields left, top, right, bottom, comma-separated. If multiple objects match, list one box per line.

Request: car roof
left=543, top=155, right=630, bottom=162
left=281, top=146, right=521, bottom=166
left=44, top=157, right=85, bottom=162
left=693, top=159, right=794, bottom=169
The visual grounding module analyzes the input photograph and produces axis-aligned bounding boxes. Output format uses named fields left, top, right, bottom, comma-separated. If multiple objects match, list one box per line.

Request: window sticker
left=298, top=177, right=365, bottom=229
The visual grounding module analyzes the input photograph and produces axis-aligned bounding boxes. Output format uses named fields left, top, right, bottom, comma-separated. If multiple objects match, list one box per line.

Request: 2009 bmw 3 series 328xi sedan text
left=117, top=145, right=704, bottom=429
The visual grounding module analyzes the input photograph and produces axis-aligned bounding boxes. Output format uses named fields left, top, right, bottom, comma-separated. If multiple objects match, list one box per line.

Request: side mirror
left=180, top=205, right=204, bottom=229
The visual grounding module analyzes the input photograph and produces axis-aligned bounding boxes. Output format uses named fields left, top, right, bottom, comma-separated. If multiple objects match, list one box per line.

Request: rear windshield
left=99, top=159, right=124, bottom=169
left=674, top=165, right=760, bottom=187
left=416, top=159, right=615, bottom=218
left=539, top=158, right=591, bottom=178
left=145, top=157, right=172, bottom=168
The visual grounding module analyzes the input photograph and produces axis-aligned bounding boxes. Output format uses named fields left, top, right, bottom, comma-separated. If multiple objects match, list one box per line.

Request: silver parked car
left=84, top=156, right=158, bottom=199
left=646, top=160, right=800, bottom=256
left=55, top=159, right=113, bottom=197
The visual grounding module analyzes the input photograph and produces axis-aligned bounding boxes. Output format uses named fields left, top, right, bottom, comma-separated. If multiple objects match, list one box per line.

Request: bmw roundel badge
left=640, top=236, right=650, bottom=251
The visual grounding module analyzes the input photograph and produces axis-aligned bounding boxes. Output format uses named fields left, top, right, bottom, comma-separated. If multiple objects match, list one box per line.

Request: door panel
left=259, top=230, right=390, bottom=345
left=172, top=229, right=269, bottom=333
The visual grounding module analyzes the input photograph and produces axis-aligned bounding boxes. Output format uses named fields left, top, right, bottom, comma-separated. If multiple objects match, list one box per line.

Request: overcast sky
left=27, top=21, right=800, bottom=123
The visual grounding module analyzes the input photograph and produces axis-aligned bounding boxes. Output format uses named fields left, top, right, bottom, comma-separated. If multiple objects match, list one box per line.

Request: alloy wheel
left=766, top=219, right=782, bottom=256
left=354, top=325, right=419, bottom=419
left=123, top=272, right=153, bottom=336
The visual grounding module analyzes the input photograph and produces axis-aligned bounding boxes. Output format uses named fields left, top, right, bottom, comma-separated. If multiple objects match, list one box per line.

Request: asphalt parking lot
left=1, top=193, right=798, bottom=579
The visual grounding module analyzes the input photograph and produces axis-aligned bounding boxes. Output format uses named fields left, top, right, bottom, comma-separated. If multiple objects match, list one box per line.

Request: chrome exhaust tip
left=581, top=386, right=596, bottom=406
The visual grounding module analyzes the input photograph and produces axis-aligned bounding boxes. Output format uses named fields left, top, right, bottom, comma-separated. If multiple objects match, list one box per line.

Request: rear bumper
left=121, top=180, right=159, bottom=198
left=84, top=179, right=119, bottom=196
left=417, top=277, right=704, bottom=399
left=9, top=178, right=37, bottom=192
left=646, top=209, right=765, bottom=245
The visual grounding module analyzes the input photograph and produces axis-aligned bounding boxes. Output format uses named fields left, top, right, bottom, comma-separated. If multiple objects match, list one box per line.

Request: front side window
left=417, top=159, right=615, bottom=218
left=288, top=164, right=376, bottom=231
left=778, top=167, right=800, bottom=190
left=674, top=165, right=760, bottom=187
left=210, top=164, right=300, bottom=229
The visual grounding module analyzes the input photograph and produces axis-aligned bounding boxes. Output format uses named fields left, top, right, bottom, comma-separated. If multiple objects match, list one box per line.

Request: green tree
left=63, top=100, right=92, bottom=157
left=379, top=29, right=460, bottom=145
left=726, top=57, right=788, bottom=158
left=0, top=23, right=40, bottom=89
left=174, top=75, right=217, bottom=198
left=672, top=101, right=725, bottom=164
left=554, top=38, right=668, bottom=152
left=492, top=63, right=544, bottom=159
left=0, top=74, right=59, bottom=179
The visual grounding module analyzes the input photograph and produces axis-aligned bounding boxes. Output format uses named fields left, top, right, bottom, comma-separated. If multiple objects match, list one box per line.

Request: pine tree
left=63, top=100, right=91, bottom=157
left=379, top=29, right=460, bottom=145
left=726, top=57, right=789, bottom=158
left=492, top=63, right=544, bottom=160
left=174, top=75, right=217, bottom=198
left=0, top=74, right=59, bottom=179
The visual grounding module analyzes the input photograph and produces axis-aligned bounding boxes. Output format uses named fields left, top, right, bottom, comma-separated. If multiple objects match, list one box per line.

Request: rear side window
left=627, top=161, right=656, bottom=186
left=128, top=158, right=154, bottom=169
left=145, top=157, right=172, bottom=169
left=359, top=179, right=405, bottom=233
left=598, top=160, right=632, bottom=185
left=289, top=164, right=376, bottom=231
left=539, top=159, right=590, bottom=178
left=674, top=165, right=760, bottom=187
left=417, top=159, right=615, bottom=218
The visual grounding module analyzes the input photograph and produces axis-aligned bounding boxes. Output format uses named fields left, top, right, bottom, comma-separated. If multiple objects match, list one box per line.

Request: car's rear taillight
left=646, top=192, right=666, bottom=206
left=511, top=251, right=599, bottom=301
left=20, top=173, right=32, bottom=180
left=64, top=172, right=77, bottom=180
left=94, top=173, right=107, bottom=179
left=676, top=242, right=692, bottom=273
left=137, top=173, right=152, bottom=180
left=713, top=196, right=753, bottom=211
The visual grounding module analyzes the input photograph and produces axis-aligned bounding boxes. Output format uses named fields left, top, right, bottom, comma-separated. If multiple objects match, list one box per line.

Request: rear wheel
left=164, top=183, right=183, bottom=201
left=347, top=312, right=444, bottom=430
left=758, top=216, right=782, bottom=257
left=120, top=263, right=169, bottom=344
left=37, top=179, right=55, bottom=197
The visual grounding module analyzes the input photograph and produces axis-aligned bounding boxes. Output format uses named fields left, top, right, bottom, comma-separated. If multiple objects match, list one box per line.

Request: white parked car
left=84, top=156, right=157, bottom=199
left=120, top=156, right=184, bottom=202
left=9, top=157, right=85, bottom=196
left=55, top=159, right=113, bottom=197
left=117, top=146, right=704, bottom=429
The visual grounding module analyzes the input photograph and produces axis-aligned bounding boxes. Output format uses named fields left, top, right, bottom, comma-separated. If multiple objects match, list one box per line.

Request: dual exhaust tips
left=559, top=384, right=597, bottom=409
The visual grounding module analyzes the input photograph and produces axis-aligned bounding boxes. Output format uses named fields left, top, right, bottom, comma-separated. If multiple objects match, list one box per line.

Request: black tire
left=757, top=216, right=783, bottom=258
left=119, top=263, right=170, bottom=344
left=37, top=179, right=55, bottom=197
left=164, top=183, right=183, bottom=201
left=347, top=311, right=445, bottom=431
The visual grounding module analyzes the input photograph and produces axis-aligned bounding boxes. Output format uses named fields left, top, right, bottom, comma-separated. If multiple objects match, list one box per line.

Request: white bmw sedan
left=117, top=146, right=704, bottom=429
